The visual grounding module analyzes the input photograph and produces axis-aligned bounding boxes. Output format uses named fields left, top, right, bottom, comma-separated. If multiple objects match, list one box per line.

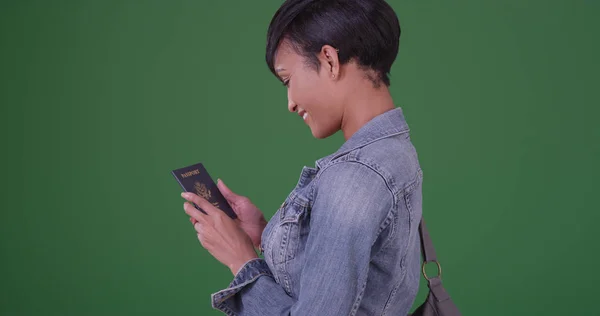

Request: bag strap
left=417, top=219, right=462, bottom=315
left=419, top=219, right=437, bottom=263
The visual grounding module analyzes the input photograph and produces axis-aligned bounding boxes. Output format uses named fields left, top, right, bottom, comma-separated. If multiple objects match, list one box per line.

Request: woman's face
left=273, top=42, right=343, bottom=139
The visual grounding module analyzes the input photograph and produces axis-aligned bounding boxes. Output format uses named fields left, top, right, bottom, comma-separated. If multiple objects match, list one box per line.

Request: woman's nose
left=288, top=101, right=297, bottom=113
left=287, top=90, right=297, bottom=113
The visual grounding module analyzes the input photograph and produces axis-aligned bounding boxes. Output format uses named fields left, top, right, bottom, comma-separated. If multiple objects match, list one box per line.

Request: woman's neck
left=340, top=84, right=396, bottom=140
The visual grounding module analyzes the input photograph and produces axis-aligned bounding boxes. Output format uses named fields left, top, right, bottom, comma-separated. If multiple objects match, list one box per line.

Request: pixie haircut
left=266, top=0, right=401, bottom=87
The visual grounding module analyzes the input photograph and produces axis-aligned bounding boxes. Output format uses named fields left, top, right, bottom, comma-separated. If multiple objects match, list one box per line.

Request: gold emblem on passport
left=194, top=181, right=220, bottom=208
left=172, top=162, right=237, bottom=219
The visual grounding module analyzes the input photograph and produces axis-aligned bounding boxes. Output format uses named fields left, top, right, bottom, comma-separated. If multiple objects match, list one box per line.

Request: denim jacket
left=211, top=107, right=423, bottom=315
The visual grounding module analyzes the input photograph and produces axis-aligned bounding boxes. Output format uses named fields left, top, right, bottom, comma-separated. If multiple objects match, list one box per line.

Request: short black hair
left=266, top=0, right=401, bottom=87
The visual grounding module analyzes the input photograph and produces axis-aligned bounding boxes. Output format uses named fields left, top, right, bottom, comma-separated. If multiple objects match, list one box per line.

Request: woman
left=181, top=0, right=423, bottom=314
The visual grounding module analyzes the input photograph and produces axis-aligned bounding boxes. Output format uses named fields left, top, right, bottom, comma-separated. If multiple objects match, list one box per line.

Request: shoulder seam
left=311, top=159, right=397, bottom=248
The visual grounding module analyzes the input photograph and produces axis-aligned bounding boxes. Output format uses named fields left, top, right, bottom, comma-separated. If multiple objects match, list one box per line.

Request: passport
left=171, top=162, right=237, bottom=219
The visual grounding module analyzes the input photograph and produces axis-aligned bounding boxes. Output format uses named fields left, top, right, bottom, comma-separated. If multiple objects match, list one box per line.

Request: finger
left=182, top=192, right=219, bottom=216
left=195, top=223, right=212, bottom=249
left=217, top=179, right=238, bottom=203
left=184, top=201, right=209, bottom=223
left=194, top=222, right=202, bottom=234
left=197, top=232, right=207, bottom=248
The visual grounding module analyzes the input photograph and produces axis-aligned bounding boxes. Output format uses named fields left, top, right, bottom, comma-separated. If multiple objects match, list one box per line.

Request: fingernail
left=181, top=192, right=188, bottom=198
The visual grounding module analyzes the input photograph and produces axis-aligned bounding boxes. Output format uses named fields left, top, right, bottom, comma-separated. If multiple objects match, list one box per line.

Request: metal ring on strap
left=422, top=260, right=442, bottom=281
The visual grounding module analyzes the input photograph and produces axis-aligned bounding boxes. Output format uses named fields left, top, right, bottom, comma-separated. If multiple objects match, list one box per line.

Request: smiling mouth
left=298, top=110, right=308, bottom=121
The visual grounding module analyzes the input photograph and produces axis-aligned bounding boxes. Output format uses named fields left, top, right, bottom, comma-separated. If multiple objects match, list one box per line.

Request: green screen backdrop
left=1, top=0, right=598, bottom=315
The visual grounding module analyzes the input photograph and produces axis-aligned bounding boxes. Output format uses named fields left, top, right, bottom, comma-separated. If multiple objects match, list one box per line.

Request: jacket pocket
left=271, top=198, right=308, bottom=265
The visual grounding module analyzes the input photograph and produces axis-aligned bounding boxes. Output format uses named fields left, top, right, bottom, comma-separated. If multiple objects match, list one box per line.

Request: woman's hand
left=215, top=179, right=268, bottom=248
left=182, top=192, right=259, bottom=275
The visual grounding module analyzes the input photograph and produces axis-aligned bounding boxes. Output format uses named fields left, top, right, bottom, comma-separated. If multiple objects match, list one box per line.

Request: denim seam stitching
left=312, top=160, right=395, bottom=314
left=322, top=160, right=396, bottom=248
left=381, top=266, right=409, bottom=316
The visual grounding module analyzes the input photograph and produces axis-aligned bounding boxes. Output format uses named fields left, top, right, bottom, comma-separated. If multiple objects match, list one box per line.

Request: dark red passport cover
left=171, top=162, right=237, bottom=219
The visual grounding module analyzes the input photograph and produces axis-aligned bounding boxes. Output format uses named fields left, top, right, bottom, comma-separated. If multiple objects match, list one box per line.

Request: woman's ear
left=320, top=45, right=340, bottom=80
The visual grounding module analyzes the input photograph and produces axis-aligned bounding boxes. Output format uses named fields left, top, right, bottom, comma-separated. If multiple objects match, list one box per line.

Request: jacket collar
left=316, top=107, right=411, bottom=169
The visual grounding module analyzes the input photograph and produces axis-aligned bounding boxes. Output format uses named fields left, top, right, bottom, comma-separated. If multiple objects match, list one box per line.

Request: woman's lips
left=298, top=110, right=308, bottom=121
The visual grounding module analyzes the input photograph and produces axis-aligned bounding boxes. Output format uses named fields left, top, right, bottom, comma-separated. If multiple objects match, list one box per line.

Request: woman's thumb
left=217, top=178, right=237, bottom=201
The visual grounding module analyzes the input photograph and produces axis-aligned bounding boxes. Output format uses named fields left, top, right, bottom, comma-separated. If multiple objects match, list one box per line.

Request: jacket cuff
left=211, top=258, right=273, bottom=313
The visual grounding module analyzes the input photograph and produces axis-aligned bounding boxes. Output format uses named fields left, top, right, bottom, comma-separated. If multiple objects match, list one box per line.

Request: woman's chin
left=310, top=126, right=337, bottom=139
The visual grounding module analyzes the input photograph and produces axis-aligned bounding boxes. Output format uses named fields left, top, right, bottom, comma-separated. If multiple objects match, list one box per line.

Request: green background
left=1, top=0, right=598, bottom=315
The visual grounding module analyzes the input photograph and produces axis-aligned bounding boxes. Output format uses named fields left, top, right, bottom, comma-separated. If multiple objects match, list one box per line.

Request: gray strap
left=429, top=277, right=451, bottom=302
left=418, top=219, right=462, bottom=315
left=419, top=219, right=437, bottom=263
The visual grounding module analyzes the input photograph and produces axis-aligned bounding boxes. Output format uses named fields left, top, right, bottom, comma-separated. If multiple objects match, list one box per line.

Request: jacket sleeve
left=211, top=162, right=394, bottom=315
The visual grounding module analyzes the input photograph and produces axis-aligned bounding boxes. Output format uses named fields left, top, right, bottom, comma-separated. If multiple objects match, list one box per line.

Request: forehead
left=274, top=43, right=302, bottom=71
